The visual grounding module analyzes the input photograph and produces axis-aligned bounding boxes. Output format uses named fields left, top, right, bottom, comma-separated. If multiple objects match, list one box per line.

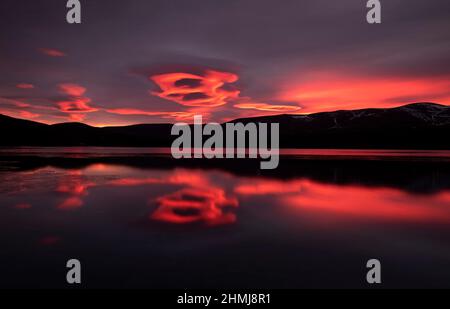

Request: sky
left=0, top=0, right=449, bottom=126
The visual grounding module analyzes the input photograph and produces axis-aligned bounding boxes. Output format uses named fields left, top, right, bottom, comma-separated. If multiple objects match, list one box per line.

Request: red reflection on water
left=235, top=179, right=303, bottom=195
left=165, top=170, right=212, bottom=187
left=109, top=177, right=160, bottom=186
left=152, top=187, right=238, bottom=225
left=56, top=173, right=95, bottom=210
left=234, top=177, right=450, bottom=223
left=57, top=181, right=93, bottom=195
left=108, top=169, right=211, bottom=188
left=14, top=203, right=32, bottom=209
left=44, top=164, right=450, bottom=225
left=58, top=197, right=84, bottom=210
left=106, top=169, right=239, bottom=225
left=281, top=180, right=450, bottom=223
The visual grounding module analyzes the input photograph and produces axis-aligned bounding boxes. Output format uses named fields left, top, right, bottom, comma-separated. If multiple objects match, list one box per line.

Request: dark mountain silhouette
left=233, top=102, right=450, bottom=149
left=1, top=102, right=449, bottom=148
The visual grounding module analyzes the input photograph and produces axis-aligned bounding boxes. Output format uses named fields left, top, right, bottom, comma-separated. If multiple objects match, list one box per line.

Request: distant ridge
left=1, top=103, right=449, bottom=149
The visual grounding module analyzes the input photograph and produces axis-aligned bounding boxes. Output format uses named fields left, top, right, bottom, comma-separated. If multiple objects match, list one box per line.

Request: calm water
left=1, top=148, right=450, bottom=288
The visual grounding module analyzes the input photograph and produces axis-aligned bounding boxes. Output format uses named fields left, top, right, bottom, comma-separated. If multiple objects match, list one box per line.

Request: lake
left=1, top=148, right=450, bottom=288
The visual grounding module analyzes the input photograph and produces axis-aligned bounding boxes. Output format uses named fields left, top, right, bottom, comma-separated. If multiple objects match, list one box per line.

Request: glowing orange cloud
left=57, top=83, right=98, bottom=120
left=58, top=83, right=86, bottom=96
left=2, top=83, right=100, bottom=124
left=57, top=97, right=96, bottom=113
left=68, top=113, right=86, bottom=122
left=106, top=108, right=164, bottom=117
left=0, top=106, right=40, bottom=119
left=106, top=108, right=198, bottom=121
left=234, top=102, right=301, bottom=113
left=38, top=48, right=66, bottom=57
left=19, top=111, right=40, bottom=119
left=16, top=83, right=35, bottom=89
left=151, top=70, right=240, bottom=107
left=279, top=73, right=450, bottom=113
left=0, top=97, right=30, bottom=108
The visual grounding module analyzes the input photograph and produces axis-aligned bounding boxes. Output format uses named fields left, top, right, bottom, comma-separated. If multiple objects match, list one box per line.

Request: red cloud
left=150, top=70, right=240, bottom=107
left=57, top=97, right=96, bottom=113
left=57, top=83, right=98, bottom=120
left=0, top=106, right=41, bottom=120
left=58, top=83, right=86, bottom=96
left=279, top=73, right=450, bottom=113
left=106, top=108, right=197, bottom=121
left=106, top=108, right=166, bottom=117
left=38, top=48, right=66, bottom=57
left=68, top=113, right=87, bottom=122
left=19, top=111, right=40, bottom=119
left=234, top=102, right=301, bottom=113
left=16, top=83, right=35, bottom=89
left=0, top=97, right=30, bottom=108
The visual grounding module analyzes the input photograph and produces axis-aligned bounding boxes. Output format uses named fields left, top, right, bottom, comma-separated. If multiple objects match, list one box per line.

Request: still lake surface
left=1, top=148, right=450, bottom=288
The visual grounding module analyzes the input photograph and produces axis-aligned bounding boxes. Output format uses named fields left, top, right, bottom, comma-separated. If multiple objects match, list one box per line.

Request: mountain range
left=1, top=102, right=449, bottom=149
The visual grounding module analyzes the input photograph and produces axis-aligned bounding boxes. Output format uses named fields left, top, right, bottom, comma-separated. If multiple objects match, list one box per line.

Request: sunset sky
left=0, top=0, right=449, bottom=126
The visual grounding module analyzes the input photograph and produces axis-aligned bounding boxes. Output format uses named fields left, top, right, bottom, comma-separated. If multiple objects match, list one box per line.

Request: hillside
left=1, top=103, right=449, bottom=149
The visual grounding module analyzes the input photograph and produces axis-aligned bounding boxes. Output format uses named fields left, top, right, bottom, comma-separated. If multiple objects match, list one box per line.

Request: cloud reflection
left=56, top=171, right=95, bottom=210
left=152, top=187, right=238, bottom=225
left=10, top=164, right=450, bottom=226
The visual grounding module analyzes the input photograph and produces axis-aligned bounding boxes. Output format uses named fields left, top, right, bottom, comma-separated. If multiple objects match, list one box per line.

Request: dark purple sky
left=0, top=0, right=449, bottom=126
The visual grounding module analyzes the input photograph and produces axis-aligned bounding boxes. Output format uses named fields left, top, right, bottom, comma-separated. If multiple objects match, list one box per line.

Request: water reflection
left=236, top=178, right=450, bottom=223
left=284, top=181, right=450, bottom=222
left=2, top=163, right=450, bottom=227
left=153, top=187, right=238, bottom=225
left=56, top=170, right=95, bottom=210
left=1, top=157, right=450, bottom=288
left=105, top=168, right=239, bottom=225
